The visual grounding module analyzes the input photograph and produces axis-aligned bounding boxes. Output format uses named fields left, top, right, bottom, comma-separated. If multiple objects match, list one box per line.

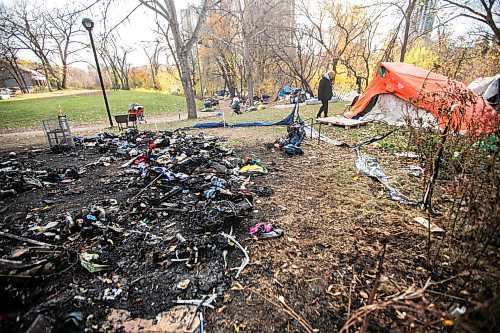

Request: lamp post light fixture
left=82, top=18, right=113, bottom=127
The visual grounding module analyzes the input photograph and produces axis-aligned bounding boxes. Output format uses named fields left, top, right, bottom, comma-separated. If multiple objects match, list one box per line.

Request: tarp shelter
left=192, top=106, right=299, bottom=129
left=345, top=62, right=498, bottom=134
left=468, top=74, right=499, bottom=106
left=278, top=86, right=293, bottom=97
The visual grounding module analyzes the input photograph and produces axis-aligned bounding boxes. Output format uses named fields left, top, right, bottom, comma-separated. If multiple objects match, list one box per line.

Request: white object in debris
left=103, top=288, right=122, bottom=301
left=400, top=166, right=424, bottom=177
left=450, top=306, right=467, bottom=316
left=395, top=152, right=419, bottom=158
left=413, top=217, right=444, bottom=233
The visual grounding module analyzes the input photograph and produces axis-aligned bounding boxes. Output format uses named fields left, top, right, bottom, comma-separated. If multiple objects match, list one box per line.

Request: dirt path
left=194, top=129, right=462, bottom=332
left=3, top=89, right=101, bottom=101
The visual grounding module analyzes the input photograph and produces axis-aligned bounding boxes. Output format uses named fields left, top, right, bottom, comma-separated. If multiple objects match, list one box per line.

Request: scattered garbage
left=0, top=128, right=266, bottom=331
left=355, top=148, right=417, bottom=205
left=353, top=131, right=418, bottom=205
left=400, top=165, right=424, bottom=177
left=24, top=314, right=55, bottom=333
left=80, top=252, right=110, bottom=273
left=103, top=307, right=201, bottom=332
left=303, top=123, right=347, bottom=147
left=249, top=186, right=274, bottom=197
left=250, top=222, right=274, bottom=234
left=395, top=152, right=420, bottom=158
left=239, top=158, right=268, bottom=175
left=450, top=305, right=467, bottom=316
left=193, top=106, right=296, bottom=129
left=102, top=288, right=123, bottom=301
left=274, top=124, right=306, bottom=155
left=61, top=312, right=84, bottom=333
left=250, top=223, right=283, bottom=240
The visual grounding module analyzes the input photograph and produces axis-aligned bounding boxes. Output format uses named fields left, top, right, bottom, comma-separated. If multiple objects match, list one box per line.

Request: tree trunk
left=61, top=62, right=68, bottom=89
left=178, top=51, right=197, bottom=118
left=10, top=58, right=29, bottom=93
left=238, top=0, right=254, bottom=106
left=220, top=56, right=236, bottom=98
left=152, top=73, right=159, bottom=90
left=118, top=70, right=125, bottom=90
left=242, top=34, right=254, bottom=106
left=166, top=2, right=198, bottom=119
left=151, top=65, right=159, bottom=90
left=301, top=79, right=313, bottom=97
left=239, top=63, right=244, bottom=96
left=42, top=67, right=53, bottom=92
left=123, top=73, right=130, bottom=90
left=331, top=58, right=339, bottom=85
left=400, top=1, right=416, bottom=62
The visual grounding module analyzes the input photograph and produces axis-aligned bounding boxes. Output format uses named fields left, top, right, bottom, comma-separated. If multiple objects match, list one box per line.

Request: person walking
left=317, top=70, right=335, bottom=118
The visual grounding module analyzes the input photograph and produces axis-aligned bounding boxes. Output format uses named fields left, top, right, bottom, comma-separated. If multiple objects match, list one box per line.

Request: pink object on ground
left=249, top=223, right=274, bottom=234
left=263, top=224, right=273, bottom=232
left=249, top=223, right=262, bottom=234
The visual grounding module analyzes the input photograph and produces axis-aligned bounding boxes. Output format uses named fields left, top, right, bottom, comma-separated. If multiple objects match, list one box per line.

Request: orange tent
left=345, top=62, right=498, bottom=134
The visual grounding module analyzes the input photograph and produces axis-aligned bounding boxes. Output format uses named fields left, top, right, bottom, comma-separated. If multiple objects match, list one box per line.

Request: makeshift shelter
left=278, top=85, right=293, bottom=97
left=193, top=103, right=302, bottom=129
left=468, top=74, right=499, bottom=106
left=345, top=62, right=498, bottom=134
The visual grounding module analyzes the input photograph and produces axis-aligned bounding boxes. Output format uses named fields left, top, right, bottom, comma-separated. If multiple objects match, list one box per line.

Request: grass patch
left=223, top=138, right=246, bottom=147
left=0, top=90, right=199, bottom=130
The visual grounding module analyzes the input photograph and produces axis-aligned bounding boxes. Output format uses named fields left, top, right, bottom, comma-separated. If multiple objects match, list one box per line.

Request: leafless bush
left=381, top=75, right=500, bottom=330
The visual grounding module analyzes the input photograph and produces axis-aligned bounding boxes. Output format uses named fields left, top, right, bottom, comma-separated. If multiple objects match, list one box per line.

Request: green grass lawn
left=0, top=90, right=197, bottom=130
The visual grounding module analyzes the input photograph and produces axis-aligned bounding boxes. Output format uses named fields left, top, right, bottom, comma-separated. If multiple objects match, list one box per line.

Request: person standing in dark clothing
left=317, top=71, right=336, bottom=118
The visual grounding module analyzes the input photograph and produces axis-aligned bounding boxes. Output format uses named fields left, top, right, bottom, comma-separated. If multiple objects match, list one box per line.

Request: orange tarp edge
left=345, top=62, right=498, bottom=134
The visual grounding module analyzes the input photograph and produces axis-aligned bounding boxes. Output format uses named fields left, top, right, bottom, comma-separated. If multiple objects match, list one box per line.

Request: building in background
left=179, top=0, right=297, bottom=96
left=411, top=0, right=438, bottom=39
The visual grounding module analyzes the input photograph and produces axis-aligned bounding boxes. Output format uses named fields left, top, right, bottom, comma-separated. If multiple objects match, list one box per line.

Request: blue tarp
left=192, top=121, right=228, bottom=129
left=278, top=85, right=293, bottom=97
left=192, top=108, right=297, bottom=129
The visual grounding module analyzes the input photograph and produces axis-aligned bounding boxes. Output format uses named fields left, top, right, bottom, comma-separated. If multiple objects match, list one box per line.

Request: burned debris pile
left=0, top=129, right=265, bottom=332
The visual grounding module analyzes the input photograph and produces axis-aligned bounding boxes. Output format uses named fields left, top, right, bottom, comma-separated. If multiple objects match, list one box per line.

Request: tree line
left=0, top=0, right=498, bottom=118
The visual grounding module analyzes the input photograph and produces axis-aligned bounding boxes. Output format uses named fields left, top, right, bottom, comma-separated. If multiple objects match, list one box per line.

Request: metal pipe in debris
left=318, top=122, right=322, bottom=144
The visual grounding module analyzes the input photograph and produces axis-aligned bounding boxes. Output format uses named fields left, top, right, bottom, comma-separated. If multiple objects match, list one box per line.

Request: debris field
left=0, top=129, right=272, bottom=332
left=0, top=126, right=497, bottom=332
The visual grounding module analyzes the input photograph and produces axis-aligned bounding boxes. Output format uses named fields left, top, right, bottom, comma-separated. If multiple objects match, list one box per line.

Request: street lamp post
left=82, top=18, right=113, bottom=127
